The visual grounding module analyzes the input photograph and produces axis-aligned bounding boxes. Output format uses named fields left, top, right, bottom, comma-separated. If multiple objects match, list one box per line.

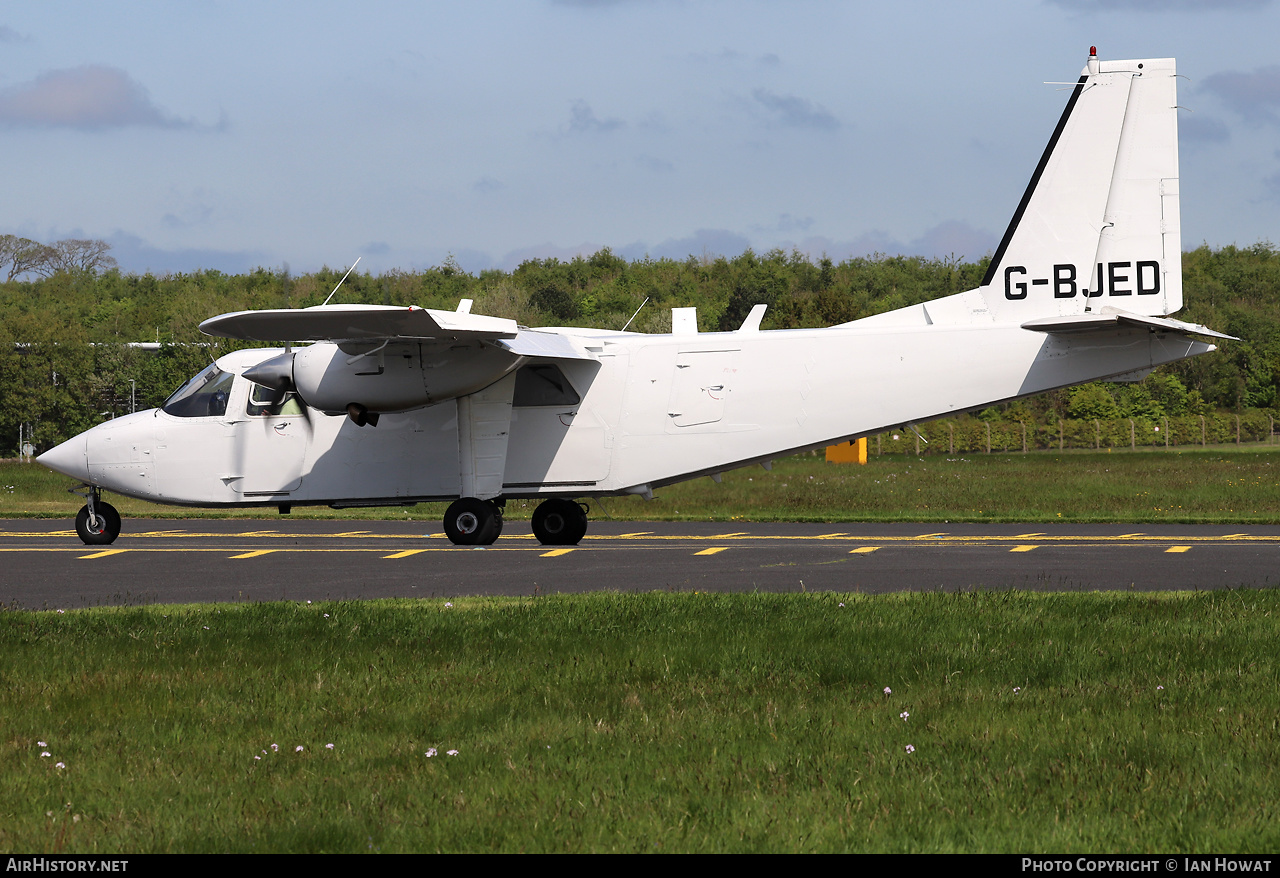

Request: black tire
left=75, top=502, right=121, bottom=546
left=443, top=497, right=501, bottom=546
left=531, top=498, right=588, bottom=546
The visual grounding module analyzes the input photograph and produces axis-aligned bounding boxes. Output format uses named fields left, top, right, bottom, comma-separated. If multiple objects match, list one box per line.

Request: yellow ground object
left=825, top=437, right=867, bottom=464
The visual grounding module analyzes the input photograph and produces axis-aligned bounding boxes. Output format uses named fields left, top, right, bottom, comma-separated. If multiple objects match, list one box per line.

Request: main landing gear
left=530, top=498, right=589, bottom=546
left=72, top=486, right=121, bottom=546
left=440, top=497, right=590, bottom=546
left=442, top=497, right=504, bottom=546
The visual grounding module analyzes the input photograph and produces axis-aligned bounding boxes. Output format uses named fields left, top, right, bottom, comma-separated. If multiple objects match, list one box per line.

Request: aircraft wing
left=199, top=304, right=519, bottom=342
left=1021, top=309, right=1236, bottom=341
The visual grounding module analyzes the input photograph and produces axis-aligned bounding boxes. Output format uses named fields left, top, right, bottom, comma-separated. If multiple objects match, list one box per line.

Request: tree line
left=1, top=240, right=1278, bottom=456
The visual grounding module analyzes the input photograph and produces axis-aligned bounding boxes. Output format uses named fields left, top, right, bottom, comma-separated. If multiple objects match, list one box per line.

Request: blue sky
left=3, top=0, right=1279, bottom=276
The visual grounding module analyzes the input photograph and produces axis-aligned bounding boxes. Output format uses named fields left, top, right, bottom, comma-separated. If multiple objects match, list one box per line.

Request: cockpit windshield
left=162, top=364, right=235, bottom=418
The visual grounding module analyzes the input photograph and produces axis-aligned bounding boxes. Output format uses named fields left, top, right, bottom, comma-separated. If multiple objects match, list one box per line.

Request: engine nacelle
left=272, top=341, right=522, bottom=415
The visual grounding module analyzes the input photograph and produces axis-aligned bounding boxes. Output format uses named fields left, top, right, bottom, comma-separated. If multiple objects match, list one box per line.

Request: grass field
left=3, top=591, right=1278, bottom=853
left=5, top=445, right=1280, bottom=524
left=5, top=449, right=1279, bottom=853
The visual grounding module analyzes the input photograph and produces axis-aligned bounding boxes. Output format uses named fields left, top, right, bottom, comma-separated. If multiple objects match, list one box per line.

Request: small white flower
left=254, top=756, right=261, bottom=761
left=203, top=626, right=209, bottom=630
left=326, top=743, right=334, bottom=749
left=270, top=744, right=279, bottom=752
left=306, top=600, right=312, bottom=604
left=56, top=609, right=64, bottom=614
left=40, top=751, right=51, bottom=758
left=900, top=711, right=909, bottom=720
left=839, top=602, right=845, bottom=608
left=55, top=762, right=65, bottom=769
left=295, top=745, right=304, bottom=752
left=444, top=602, right=453, bottom=608
left=447, top=749, right=459, bottom=756
left=323, top=613, right=330, bottom=618
left=426, top=748, right=437, bottom=757
left=1157, top=685, right=1164, bottom=690
left=905, top=744, right=915, bottom=754
left=883, top=687, right=892, bottom=695
left=1013, top=687, right=1021, bottom=693
left=37, top=741, right=47, bottom=747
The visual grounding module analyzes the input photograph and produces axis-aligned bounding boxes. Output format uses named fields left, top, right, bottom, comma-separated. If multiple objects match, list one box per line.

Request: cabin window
left=162, top=364, right=236, bottom=418
left=512, top=364, right=580, bottom=407
left=246, top=384, right=304, bottom=417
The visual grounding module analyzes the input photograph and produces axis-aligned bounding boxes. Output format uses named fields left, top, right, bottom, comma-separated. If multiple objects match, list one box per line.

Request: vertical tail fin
left=979, top=50, right=1181, bottom=321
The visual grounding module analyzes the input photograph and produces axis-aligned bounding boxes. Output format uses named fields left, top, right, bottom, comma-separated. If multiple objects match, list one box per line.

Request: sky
left=3, top=0, right=1280, bottom=277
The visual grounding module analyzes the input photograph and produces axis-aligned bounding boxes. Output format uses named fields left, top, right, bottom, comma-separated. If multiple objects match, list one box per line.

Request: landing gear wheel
left=443, top=498, right=502, bottom=546
left=75, top=502, right=121, bottom=546
left=531, top=498, right=588, bottom=546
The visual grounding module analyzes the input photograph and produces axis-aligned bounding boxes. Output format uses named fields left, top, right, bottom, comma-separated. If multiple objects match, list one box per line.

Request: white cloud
left=1202, top=66, right=1280, bottom=124
left=751, top=88, right=838, bottom=131
left=0, top=65, right=195, bottom=130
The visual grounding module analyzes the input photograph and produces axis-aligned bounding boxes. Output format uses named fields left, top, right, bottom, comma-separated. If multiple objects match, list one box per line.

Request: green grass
left=7, top=446, right=1280, bottom=524
left=3, top=591, right=1279, bottom=853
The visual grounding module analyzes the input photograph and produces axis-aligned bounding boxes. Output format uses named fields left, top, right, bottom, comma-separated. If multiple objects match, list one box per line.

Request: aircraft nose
left=36, top=434, right=90, bottom=482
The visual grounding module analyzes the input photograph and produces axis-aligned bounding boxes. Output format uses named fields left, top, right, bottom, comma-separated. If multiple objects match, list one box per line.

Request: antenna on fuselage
left=621, top=296, right=650, bottom=332
left=321, top=256, right=362, bottom=307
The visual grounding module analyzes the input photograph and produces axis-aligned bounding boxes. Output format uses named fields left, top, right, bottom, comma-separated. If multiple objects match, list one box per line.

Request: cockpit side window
left=513, top=364, right=581, bottom=407
left=246, top=384, right=304, bottom=417
left=162, top=364, right=236, bottom=418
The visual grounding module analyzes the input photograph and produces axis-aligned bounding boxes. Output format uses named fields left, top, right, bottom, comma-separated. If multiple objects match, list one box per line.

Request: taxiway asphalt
left=1, top=518, right=1278, bottom=609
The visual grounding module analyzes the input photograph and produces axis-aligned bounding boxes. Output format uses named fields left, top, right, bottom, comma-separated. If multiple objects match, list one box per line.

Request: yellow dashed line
left=694, top=547, right=728, bottom=555
left=849, top=546, right=879, bottom=554
left=1165, top=546, right=1191, bottom=553
left=541, top=548, right=576, bottom=557
left=384, top=550, right=426, bottom=559
left=230, top=550, right=276, bottom=559
left=1010, top=545, right=1038, bottom=553
left=79, top=549, right=127, bottom=559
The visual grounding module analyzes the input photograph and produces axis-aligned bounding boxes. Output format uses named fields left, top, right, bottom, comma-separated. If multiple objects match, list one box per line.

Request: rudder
left=979, top=50, right=1181, bottom=322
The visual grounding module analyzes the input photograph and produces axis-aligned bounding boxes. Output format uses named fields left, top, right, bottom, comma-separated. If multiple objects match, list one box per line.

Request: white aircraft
left=40, top=49, right=1229, bottom=546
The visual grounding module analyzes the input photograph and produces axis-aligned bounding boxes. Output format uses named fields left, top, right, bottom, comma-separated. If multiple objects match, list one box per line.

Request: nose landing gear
left=71, top=485, right=121, bottom=546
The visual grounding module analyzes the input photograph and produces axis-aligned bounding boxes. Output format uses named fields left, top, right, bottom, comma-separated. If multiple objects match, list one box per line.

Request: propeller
left=242, top=350, right=313, bottom=433
left=243, top=351, right=297, bottom=405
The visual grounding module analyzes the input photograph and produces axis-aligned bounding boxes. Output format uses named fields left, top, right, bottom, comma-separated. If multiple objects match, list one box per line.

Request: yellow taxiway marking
left=541, top=548, right=576, bottom=557
left=230, top=550, right=276, bottom=559
left=79, top=549, right=127, bottom=559
left=1013, top=532, right=1046, bottom=538
left=384, top=549, right=426, bottom=559
left=708, top=532, right=750, bottom=538
left=1119, top=533, right=1146, bottom=538
left=617, top=532, right=654, bottom=538
left=1165, top=546, right=1191, bottom=553
left=1010, top=545, right=1039, bottom=553
left=916, top=532, right=949, bottom=538
left=849, top=547, right=879, bottom=554
left=694, top=547, right=728, bottom=555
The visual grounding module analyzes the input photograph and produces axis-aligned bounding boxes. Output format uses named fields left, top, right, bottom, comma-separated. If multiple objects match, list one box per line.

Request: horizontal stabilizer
left=200, top=304, right=518, bottom=342
left=1021, top=308, right=1236, bottom=340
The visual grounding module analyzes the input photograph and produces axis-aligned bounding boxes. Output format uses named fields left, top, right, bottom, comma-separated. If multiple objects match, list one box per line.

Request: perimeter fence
left=869, top=412, right=1279, bottom=456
